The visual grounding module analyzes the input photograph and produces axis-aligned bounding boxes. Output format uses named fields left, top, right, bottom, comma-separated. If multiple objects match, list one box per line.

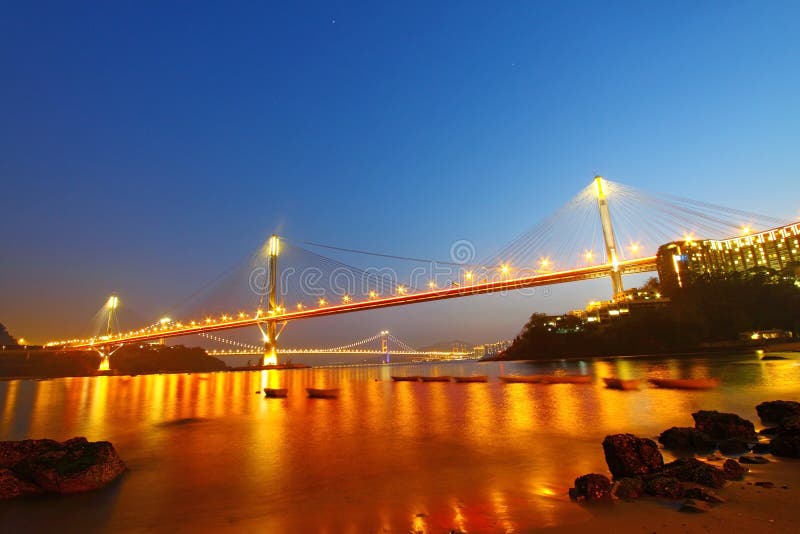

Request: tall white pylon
left=594, top=176, right=624, bottom=296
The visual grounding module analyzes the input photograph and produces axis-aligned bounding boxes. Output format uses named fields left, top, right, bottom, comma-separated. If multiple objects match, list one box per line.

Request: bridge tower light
left=105, top=294, right=119, bottom=337
left=593, top=176, right=624, bottom=296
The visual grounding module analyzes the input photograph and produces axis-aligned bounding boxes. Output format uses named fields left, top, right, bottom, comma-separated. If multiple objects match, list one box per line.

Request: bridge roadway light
left=369, top=290, right=377, bottom=299
left=428, top=280, right=436, bottom=289
left=464, top=271, right=473, bottom=281
left=342, top=295, right=351, bottom=303
left=741, top=226, right=751, bottom=235
left=397, top=285, right=406, bottom=294
left=500, top=264, right=510, bottom=275
left=318, top=298, right=327, bottom=306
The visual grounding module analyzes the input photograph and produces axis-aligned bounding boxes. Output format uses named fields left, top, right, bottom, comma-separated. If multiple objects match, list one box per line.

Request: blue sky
left=2, top=1, right=799, bottom=347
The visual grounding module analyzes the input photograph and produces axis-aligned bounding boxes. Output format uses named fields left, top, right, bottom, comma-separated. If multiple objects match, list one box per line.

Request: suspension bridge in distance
left=205, top=330, right=471, bottom=361
left=45, top=176, right=792, bottom=367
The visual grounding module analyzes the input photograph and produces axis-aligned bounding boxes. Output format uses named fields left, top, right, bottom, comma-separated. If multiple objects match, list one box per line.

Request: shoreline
left=0, top=357, right=485, bottom=381
left=490, top=341, right=800, bottom=364
left=3, top=344, right=798, bottom=381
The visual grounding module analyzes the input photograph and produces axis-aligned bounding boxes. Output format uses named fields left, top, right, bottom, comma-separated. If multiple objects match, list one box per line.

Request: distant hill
left=0, top=344, right=227, bottom=378
left=0, top=323, right=17, bottom=346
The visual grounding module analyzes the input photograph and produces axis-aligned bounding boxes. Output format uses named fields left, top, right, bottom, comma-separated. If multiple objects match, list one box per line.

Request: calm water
left=1, top=353, right=799, bottom=532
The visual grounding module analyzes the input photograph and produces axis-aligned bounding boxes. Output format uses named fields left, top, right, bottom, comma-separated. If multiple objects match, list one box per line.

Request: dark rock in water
left=705, top=454, right=724, bottom=462
left=755, top=481, right=775, bottom=488
left=683, top=486, right=725, bottom=504
left=643, top=476, right=683, bottom=498
left=771, top=433, right=800, bottom=458
left=756, top=401, right=800, bottom=424
left=759, top=427, right=780, bottom=436
left=0, top=468, right=42, bottom=498
left=0, top=437, right=125, bottom=499
left=779, top=415, right=800, bottom=434
left=751, top=442, right=771, bottom=454
left=723, top=459, right=748, bottom=481
left=692, top=410, right=757, bottom=441
left=658, top=427, right=715, bottom=452
left=656, top=457, right=727, bottom=489
left=0, top=438, right=62, bottom=466
left=760, top=355, right=789, bottom=361
left=719, top=438, right=750, bottom=455
left=570, top=473, right=612, bottom=502
left=680, top=499, right=712, bottom=513
left=612, top=477, right=644, bottom=499
left=739, top=454, right=769, bottom=464
left=770, top=415, right=800, bottom=458
left=602, top=434, right=664, bottom=479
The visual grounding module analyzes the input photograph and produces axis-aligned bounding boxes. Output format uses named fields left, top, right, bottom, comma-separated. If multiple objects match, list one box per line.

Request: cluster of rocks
left=757, top=400, right=800, bottom=457
left=570, top=400, right=800, bottom=512
left=0, top=437, right=126, bottom=499
left=657, top=401, right=800, bottom=459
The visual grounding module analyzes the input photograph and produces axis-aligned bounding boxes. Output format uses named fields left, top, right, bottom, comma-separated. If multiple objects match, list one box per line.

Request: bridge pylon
left=594, top=176, right=624, bottom=296
left=262, top=234, right=280, bottom=366
left=381, top=330, right=389, bottom=363
left=98, top=294, right=119, bottom=372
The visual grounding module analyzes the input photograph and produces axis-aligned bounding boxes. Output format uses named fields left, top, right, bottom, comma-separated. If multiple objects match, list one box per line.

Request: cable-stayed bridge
left=45, top=176, right=791, bottom=367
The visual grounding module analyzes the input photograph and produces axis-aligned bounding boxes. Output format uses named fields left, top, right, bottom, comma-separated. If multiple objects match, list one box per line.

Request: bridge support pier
left=262, top=322, right=278, bottom=366
left=96, top=345, right=123, bottom=373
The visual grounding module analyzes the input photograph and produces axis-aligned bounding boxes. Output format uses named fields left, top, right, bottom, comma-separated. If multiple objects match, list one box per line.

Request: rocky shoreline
left=0, top=437, right=126, bottom=499
left=569, top=400, right=800, bottom=513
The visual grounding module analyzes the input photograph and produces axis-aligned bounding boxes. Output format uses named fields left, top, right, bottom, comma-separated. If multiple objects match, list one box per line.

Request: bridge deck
left=64, top=257, right=656, bottom=349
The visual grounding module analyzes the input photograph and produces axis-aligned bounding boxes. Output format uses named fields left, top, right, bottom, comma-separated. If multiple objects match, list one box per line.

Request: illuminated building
left=657, top=221, right=800, bottom=294
left=483, top=340, right=512, bottom=357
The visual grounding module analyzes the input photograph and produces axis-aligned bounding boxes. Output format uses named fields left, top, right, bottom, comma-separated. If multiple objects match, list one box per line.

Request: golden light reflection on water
left=1, top=354, right=799, bottom=531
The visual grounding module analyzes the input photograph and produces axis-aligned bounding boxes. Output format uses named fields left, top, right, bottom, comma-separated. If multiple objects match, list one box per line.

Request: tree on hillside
left=0, top=323, right=17, bottom=346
